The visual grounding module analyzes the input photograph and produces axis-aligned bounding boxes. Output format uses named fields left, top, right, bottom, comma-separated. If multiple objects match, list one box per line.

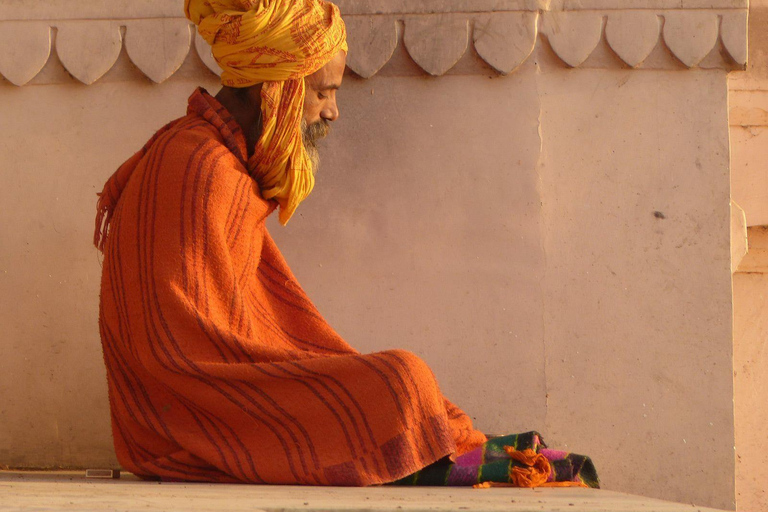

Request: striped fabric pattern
left=97, top=88, right=487, bottom=485
left=392, top=432, right=600, bottom=488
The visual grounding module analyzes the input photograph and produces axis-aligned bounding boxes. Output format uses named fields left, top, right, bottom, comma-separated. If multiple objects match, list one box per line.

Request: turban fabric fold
left=185, top=0, right=348, bottom=224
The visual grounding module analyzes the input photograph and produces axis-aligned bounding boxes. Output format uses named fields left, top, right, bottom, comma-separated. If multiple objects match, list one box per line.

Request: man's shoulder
left=142, top=113, right=259, bottom=200
left=152, top=114, right=228, bottom=154
left=143, top=114, right=245, bottom=172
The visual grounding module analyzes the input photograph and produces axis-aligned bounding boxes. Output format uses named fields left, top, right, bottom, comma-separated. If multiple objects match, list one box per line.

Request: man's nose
left=320, top=99, right=339, bottom=122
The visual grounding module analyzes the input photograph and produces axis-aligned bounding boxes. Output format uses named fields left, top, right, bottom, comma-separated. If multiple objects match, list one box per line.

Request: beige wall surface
left=0, top=75, right=219, bottom=470
left=537, top=69, right=733, bottom=507
left=271, top=69, right=548, bottom=434
left=1, top=68, right=735, bottom=509
left=734, top=268, right=768, bottom=512
left=0, top=1, right=747, bottom=510
left=273, top=66, right=735, bottom=509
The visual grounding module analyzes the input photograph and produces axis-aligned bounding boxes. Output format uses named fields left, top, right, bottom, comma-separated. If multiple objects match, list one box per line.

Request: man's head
left=186, top=0, right=347, bottom=224
left=301, top=50, right=346, bottom=173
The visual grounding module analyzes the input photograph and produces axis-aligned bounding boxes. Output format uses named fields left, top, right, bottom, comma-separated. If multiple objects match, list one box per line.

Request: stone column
left=729, top=0, right=768, bottom=510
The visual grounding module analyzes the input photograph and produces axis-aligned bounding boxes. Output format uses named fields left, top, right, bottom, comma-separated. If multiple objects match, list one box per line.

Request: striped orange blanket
left=94, top=88, right=487, bottom=485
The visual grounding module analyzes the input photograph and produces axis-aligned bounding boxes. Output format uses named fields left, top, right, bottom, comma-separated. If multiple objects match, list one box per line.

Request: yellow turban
left=185, top=0, right=348, bottom=224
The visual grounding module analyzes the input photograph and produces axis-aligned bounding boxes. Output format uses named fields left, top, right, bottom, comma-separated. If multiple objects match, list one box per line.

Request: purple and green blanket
left=391, top=431, right=599, bottom=488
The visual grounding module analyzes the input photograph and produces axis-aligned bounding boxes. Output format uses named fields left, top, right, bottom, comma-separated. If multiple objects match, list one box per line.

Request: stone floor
left=0, top=471, right=724, bottom=512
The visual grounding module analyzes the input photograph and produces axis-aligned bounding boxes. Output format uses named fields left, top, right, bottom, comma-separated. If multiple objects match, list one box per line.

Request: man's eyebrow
left=319, top=82, right=341, bottom=90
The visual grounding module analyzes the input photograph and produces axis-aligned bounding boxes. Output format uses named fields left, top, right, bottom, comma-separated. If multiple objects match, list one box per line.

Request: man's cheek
left=304, top=108, right=321, bottom=125
left=302, top=96, right=315, bottom=116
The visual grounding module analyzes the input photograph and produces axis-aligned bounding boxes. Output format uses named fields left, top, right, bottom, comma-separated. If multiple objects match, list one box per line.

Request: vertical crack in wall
left=533, top=58, right=550, bottom=431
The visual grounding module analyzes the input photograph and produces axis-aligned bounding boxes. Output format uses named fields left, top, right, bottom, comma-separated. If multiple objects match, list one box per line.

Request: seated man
left=93, top=0, right=597, bottom=488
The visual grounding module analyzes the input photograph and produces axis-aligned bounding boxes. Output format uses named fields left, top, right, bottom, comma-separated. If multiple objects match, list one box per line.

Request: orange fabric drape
left=95, top=89, right=486, bottom=485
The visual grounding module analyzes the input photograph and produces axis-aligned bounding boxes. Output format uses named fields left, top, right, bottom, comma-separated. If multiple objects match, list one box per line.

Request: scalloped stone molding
left=404, top=15, right=469, bottom=76
left=541, top=11, right=603, bottom=68
left=345, top=17, right=398, bottom=78
left=194, top=32, right=223, bottom=76
left=0, top=21, right=51, bottom=86
left=0, top=8, right=748, bottom=85
left=125, top=19, right=191, bottom=84
left=720, top=11, right=748, bottom=66
left=604, top=12, right=661, bottom=68
left=55, top=21, right=122, bottom=85
left=662, top=11, right=720, bottom=67
left=473, top=12, right=538, bottom=75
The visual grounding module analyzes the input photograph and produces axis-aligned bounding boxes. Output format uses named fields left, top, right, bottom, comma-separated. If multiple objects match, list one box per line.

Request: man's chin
left=303, top=119, right=330, bottom=143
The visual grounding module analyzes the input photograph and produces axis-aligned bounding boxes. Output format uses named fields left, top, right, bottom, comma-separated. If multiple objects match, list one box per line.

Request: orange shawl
left=94, top=89, right=486, bottom=484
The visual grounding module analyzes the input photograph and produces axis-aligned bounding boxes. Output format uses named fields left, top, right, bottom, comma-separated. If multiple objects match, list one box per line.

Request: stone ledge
left=0, top=9, right=748, bottom=86
left=735, top=226, right=768, bottom=274
left=0, top=471, right=729, bottom=512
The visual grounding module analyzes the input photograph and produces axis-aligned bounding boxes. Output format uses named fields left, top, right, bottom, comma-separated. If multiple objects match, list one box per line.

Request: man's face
left=301, top=50, right=346, bottom=172
left=303, top=50, right=346, bottom=125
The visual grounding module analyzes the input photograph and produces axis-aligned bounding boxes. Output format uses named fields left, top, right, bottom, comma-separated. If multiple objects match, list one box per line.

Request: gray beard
left=301, top=119, right=330, bottom=174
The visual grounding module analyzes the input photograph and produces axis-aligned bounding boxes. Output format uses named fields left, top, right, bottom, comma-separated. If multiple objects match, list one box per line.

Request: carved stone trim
left=403, top=15, right=469, bottom=76
left=662, top=11, right=720, bottom=68
left=125, top=19, right=192, bottom=84
left=0, top=0, right=747, bottom=20
left=473, top=12, right=538, bottom=75
left=194, top=32, right=222, bottom=76
left=0, top=21, right=51, bottom=86
left=604, top=12, right=661, bottom=68
left=720, top=11, right=748, bottom=66
left=0, top=9, right=748, bottom=86
left=55, top=21, right=123, bottom=85
left=345, top=17, right=398, bottom=78
left=541, top=12, right=603, bottom=68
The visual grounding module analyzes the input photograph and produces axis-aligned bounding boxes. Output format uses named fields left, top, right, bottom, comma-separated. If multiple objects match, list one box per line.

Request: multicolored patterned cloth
left=391, top=432, right=599, bottom=488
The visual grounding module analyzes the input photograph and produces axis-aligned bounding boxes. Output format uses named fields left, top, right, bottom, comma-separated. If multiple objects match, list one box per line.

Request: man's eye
left=317, top=92, right=327, bottom=100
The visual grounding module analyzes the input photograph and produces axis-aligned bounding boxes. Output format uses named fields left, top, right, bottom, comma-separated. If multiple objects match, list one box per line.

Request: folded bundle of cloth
left=392, top=432, right=599, bottom=488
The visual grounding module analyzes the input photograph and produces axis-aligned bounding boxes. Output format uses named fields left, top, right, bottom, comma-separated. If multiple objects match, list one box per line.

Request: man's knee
left=381, top=348, right=423, bottom=365
left=379, top=349, right=435, bottom=380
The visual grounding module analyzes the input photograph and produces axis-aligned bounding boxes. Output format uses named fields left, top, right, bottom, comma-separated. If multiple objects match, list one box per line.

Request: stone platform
left=0, top=471, right=725, bottom=512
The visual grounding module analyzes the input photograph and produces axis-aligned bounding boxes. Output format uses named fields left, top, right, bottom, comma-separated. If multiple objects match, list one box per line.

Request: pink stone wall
left=0, top=1, right=750, bottom=510
left=730, top=1, right=768, bottom=510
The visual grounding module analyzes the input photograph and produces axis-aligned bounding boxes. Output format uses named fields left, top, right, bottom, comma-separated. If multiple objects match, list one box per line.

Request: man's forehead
left=308, top=52, right=346, bottom=89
